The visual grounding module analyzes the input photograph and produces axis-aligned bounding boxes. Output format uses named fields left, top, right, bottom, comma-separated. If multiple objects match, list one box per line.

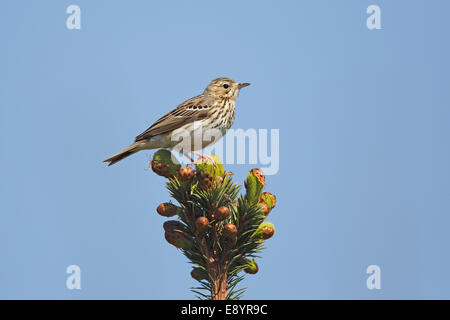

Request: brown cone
left=258, top=202, right=271, bottom=217
left=157, top=203, right=179, bottom=217
left=165, top=229, right=190, bottom=249
left=250, top=168, right=265, bottom=186
left=163, top=220, right=185, bottom=232
left=261, top=225, right=275, bottom=240
left=178, top=166, right=195, bottom=182
left=215, top=206, right=230, bottom=220
left=224, top=223, right=237, bottom=239
left=244, top=260, right=259, bottom=274
left=151, top=161, right=174, bottom=178
left=260, top=192, right=276, bottom=208
left=195, top=216, right=209, bottom=233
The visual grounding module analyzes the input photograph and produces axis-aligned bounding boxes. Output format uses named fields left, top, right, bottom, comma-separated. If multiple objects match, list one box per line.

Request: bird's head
left=203, top=77, right=250, bottom=100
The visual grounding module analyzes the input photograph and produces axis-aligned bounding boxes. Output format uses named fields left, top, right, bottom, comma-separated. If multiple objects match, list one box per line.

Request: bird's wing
left=135, top=95, right=212, bottom=142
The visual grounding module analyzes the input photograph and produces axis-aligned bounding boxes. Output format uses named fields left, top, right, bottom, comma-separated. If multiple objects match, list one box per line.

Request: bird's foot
left=181, top=153, right=196, bottom=166
left=191, top=151, right=216, bottom=166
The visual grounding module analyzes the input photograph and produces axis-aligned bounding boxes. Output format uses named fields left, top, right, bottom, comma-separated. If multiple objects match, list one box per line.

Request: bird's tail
left=103, top=142, right=144, bottom=166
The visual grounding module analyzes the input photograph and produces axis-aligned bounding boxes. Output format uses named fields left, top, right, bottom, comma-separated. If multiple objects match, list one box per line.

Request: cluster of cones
left=150, top=149, right=276, bottom=277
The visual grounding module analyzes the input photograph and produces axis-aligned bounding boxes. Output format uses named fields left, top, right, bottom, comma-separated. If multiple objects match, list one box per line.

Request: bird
left=103, top=77, right=250, bottom=166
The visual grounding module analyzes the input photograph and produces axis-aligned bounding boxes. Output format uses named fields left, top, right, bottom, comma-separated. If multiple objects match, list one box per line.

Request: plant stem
left=210, top=263, right=227, bottom=300
left=209, top=221, right=227, bottom=300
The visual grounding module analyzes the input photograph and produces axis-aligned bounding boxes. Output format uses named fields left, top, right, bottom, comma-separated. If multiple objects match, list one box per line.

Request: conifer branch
left=150, top=150, right=277, bottom=299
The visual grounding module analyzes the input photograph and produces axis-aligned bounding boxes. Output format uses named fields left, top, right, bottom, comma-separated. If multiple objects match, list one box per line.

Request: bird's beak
left=238, top=83, right=250, bottom=89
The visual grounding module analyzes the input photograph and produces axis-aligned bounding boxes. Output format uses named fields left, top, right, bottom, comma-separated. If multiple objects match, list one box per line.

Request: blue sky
left=1, top=0, right=450, bottom=299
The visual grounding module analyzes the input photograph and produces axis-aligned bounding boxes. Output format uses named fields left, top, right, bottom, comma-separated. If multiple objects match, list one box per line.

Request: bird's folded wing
left=135, top=95, right=211, bottom=142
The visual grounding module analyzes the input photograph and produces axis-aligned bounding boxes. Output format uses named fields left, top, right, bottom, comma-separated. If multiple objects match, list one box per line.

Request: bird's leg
left=181, top=151, right=195, bottom=166
left=191, top=151, right=216, bottom=166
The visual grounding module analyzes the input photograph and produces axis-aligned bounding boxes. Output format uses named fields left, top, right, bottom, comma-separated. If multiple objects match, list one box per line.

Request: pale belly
left=140, top=120, right=230, bottom=151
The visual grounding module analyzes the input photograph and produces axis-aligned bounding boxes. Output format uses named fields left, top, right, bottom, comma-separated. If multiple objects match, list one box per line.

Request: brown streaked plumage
left=103, top=77, right=250, bottom=166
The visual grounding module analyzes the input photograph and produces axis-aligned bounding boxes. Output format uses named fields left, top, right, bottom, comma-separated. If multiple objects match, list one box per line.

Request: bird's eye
left=223, top=84, right=229, bottom=89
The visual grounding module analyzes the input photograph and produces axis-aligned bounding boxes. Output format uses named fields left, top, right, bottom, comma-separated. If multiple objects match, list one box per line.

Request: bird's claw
left=191, top=151, right=216, bottom=166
